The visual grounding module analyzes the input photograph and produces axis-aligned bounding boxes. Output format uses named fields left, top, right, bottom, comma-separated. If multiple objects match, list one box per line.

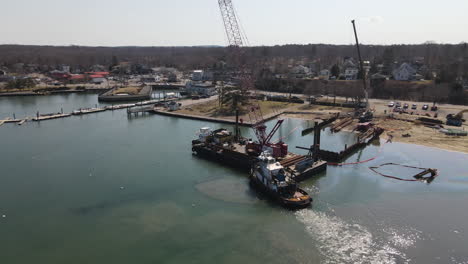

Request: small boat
left=250, top=151, right=312, bottom=209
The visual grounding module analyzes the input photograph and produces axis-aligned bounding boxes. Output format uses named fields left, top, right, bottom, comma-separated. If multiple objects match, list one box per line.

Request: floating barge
left=192, top=117, right=329, bottom=182
left=192, top=141, right=326, bottom=182
left=319, top=126, right=384, bottom=162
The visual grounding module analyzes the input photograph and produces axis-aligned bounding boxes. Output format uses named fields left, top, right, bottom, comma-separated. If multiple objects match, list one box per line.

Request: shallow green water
left=0, top=94, right=467, bottom=264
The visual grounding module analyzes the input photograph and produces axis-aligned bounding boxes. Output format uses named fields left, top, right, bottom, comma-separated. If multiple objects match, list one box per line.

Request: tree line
left=1, top=43, right=467, bottom=77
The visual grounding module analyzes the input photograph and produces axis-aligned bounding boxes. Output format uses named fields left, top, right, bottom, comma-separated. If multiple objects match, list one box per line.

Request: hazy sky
left=1, top=0, right=467, bottom=46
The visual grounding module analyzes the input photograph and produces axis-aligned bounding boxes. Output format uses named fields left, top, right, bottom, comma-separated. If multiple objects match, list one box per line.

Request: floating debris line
left=369, top=163, right=439, bottom=183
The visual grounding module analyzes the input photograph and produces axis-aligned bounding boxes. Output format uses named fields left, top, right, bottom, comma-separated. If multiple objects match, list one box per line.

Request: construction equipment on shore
left=446, top=109, right=467, bottom=127
left=351, top=20, right=373, bottom=123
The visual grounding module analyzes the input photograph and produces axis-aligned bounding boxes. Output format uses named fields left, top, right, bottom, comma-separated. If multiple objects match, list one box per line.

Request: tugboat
left=250, top=151, right=312, bottom=209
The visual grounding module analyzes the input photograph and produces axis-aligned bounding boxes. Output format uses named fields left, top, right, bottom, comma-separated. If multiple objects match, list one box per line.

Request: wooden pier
left=105, top=104, right=135, bottom=110
left=0, top=118, right=24, bottom=125
left=127, top=105, right=155, bottom=116
left=301, top=114, right=339, bottom=136
left=331, top=117, right=354, bottom=132
left=72, top=108, right=106, bottom=115
left=32, top=113, right=71, bottom=121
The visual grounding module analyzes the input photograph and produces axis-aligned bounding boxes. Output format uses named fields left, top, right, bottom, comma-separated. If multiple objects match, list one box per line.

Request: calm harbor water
left=1, top=94, right=467, bottom=264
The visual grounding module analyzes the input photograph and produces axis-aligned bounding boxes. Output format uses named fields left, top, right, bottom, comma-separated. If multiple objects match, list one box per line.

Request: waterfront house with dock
left=185, top=81, right=217, bottom=96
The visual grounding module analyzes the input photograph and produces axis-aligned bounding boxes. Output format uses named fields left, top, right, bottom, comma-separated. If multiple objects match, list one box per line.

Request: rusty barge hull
left=319, top=128, right=384, bottom=162
left=291, top=161, right=327, bottom=182
left=192, top=144, right=254, bottom=171
left=192, top=144, right=327, bottom=182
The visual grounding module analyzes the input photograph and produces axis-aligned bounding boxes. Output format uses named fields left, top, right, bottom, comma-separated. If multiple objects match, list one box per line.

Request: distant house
left=344, top=67, right=359, bottom=80
left=83, top=72, right=109, bottom=84
left=290, top=65, right=311, bottom=78
left=69, top=74, right=86, bottom=83
left=0, top=69, right=14, bottom=82
left=140, top=75, right=157, bottom=83
left=202, top=70, right=214, bottom=81
left=191, top=70, right=204, bottom=81
left=90, top=64, right=107, bottom=72
left=85, top=72, right=110, bottom=77
left=61, top=65, right=70, bottom=73
left=186, top=81, right=217, bottom=96
left=343, top=59, right=359, bottom=80
left=373, top=64, right=383, bottom=74
left=318, top=69, right=330, bottom=80
left=274, top=74, right=288, bottom=79
left=463, top=80, right=468, bottom=90
left=89, top=75, right=106, bottom=84
left=392, top=63, right=417, bottom=81
left=49, top=70, right=71, bottom=80
left=167, top=73, right=177, bottom=82
left=370, top=73, right=388, bottom=80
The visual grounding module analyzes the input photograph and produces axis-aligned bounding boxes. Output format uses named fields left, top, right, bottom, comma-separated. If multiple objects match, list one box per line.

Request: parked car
left=388, top=101, right=395, bottom=107
left=191, top=95, right=200, bottom=100
left=393, top=106, right=402, bottom=113
left=431, top=105, right=438, bottom=111
left=422, top=104, right=429, bottom=110
left=200, top=95, right=209, bottom=99
left=396, top=102, right=401, bottom=107
left=411, top=104, right=417, bottom=110
left=403, top=103, right=409, bottom=109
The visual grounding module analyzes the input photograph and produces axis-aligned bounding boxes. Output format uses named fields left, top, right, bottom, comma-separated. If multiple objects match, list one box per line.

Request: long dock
left=32, top=113, right=71, bottom=121
left=1, top=118, right=22, bottom=124
left=152, top=109, right=254, bottom=127
left=152, top=108, right=286, bottom=127
left=72, top=108, right=106, bottom=115
left=105, top=103, right=135, bottom=110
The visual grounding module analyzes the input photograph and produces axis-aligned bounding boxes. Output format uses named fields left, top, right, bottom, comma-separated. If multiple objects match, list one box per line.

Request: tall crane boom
left=351, top=20, right=369, bottom=111
left=217, top=0, right=286, bottom=157
left=218, top=0, right=244, bottom=47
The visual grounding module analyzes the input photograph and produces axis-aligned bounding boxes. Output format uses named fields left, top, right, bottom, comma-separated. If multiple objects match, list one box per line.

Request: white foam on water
left=383, top=227, right=421, bottom=249
left=295, top=209, right=418, bottom=264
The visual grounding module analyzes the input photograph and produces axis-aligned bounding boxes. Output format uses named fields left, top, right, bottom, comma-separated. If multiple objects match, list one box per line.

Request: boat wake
left=295, top=210, right=419, bottom=264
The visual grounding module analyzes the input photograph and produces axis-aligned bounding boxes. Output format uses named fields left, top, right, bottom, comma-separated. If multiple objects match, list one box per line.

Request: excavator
left=446, top=110, right=467, bottom=127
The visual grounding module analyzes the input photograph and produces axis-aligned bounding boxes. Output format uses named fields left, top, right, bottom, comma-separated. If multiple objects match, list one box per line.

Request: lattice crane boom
left=218, top=0, right=244, bottom=47
left=218, top=0, right=284, bottom=151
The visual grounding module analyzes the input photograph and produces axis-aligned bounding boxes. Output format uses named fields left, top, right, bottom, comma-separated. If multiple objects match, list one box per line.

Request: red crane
left=217, top=0, right=287, bottom=157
